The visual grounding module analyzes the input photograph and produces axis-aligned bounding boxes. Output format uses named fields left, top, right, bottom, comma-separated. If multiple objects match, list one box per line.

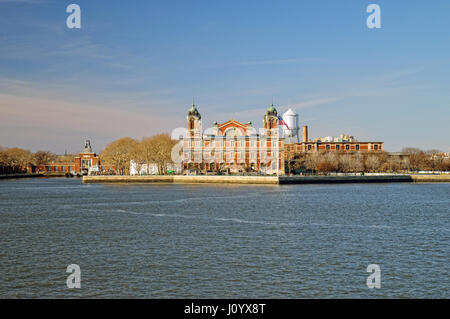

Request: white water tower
left=282, top=108, right=299, bottom=142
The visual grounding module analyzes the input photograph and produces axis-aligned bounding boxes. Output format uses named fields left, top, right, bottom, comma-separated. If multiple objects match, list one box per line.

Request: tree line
left=100, top=134, right=177, bottom=175
left=0, top=147, right=75, bottom=175
left=2, top=140, right=448, bottom=176
left=286, top=148, right=450, bottom=175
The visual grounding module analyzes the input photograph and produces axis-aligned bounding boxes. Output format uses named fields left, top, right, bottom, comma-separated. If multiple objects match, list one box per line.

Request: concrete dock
left=82, top=174, right=450, bottom=184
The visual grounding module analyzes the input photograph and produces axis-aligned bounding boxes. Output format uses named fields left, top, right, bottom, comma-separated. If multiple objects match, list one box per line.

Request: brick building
left=29, top=140, right=113, bottom=175
left=182, top=103, right=383, bottom=175
left=284, top=124, right=384, bottom=159
left=182, top=103, right=285, bottom=175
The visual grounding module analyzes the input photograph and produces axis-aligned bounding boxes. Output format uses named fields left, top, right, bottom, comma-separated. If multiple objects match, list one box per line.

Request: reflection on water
left=0, top=178, right=449, bottom=298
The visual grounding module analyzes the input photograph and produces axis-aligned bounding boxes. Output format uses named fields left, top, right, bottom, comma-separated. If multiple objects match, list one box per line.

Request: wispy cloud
left=277, top=66, right=430, bottom=112
left=0, top=75, right=183, bottom=152
left=0, top=92, right=176, bottom=151
left=53, top=37, right=113, bottom=60
left=0, top=36, right=115, bottom=61
left=0, top=0, right=43, bottom=3
left=284, top=97, right=342, bottom=110
left=235, top=57, right=322, bottom=66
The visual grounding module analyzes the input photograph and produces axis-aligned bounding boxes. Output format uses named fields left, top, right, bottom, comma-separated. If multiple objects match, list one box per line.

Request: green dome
left=266, top=103, right=277, bottom=115
left=188, top=103, right=201, bottom=119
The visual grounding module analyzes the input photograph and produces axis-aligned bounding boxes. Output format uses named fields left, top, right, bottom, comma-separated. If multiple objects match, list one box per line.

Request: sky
left=0, top=0, right=449, bottom=153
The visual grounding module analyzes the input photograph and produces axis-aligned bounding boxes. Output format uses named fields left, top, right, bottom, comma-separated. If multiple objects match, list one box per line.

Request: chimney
left=302, top=125, right=308, bottom=143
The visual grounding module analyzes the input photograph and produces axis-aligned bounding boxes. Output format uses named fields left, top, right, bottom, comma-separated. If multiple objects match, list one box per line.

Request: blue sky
left=0, top=0, right=449, bottom=153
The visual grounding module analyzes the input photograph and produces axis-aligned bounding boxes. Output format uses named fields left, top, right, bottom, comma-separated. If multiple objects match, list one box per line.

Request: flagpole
left=277, top=135, right=279, bottom=177
left=276, top=122, right=279, bottom=177
left=276, top=115, right=289, bottom=177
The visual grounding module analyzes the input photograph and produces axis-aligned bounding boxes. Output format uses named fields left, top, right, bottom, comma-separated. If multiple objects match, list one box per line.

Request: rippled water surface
left=0, top=178, right=448, bottom=298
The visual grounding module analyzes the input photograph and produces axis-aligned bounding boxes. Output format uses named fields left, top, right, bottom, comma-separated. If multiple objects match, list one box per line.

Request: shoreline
left=0, top=173, right=44, bottom=180
left=82, top=174, right=450, bottom=184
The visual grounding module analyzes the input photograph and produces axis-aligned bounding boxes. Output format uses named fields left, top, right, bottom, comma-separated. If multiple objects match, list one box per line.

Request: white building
left=130, top=161, right=182, bottom=176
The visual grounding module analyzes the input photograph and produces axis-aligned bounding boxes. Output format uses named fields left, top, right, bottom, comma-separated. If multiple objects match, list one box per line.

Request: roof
left=283, top=108, right=297, bottom=116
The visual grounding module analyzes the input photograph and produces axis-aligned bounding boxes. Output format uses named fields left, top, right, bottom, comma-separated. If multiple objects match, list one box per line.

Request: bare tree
left=33, top=151, right=57, bottom=166
left=101, top=137, right=139, bottom=175
left=151, top=134, right=177, bottom=175
left=55, top=153, right=76, bottom=163
left=3, top=147, right=32, bottom=173
left=338, top=154, right=354, bottom=173
left=365, top=155, right=381, bottom=172
left=304, top=153, right=321, bottom=173
left=136, top=137, right=156, bottom=174
left=131, top=134, right=178, bottom=175
left=338, top=153, right=364, bottom=173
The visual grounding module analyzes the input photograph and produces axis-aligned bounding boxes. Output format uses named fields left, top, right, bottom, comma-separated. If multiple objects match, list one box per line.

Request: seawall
left=83, top=175, right=279, bottom=184
left=409, top=174, right=450, bottom=183
left=82, top=174, right=450, bottom=184
left=0, top=173, right=44, bottom=180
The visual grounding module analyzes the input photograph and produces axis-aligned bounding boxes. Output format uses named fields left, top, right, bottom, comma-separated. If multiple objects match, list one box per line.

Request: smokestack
left=302, top=125, right=308, bottom=143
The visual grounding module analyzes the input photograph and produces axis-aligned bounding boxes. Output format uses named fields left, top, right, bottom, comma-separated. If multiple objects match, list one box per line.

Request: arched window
left=224, top=128, right=242, bottom=137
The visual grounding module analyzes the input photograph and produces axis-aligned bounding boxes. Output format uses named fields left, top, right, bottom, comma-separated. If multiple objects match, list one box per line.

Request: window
left=356, top=144, right=360, bottom=151
left=62, top=166, right=65, bottom=172
left=194, top=151, right=202, bottom=162
left=326, top=145, right=330, bottom=150
left=374, top=144, right=379, bottom=150
left=68, top=166, right=72, bottom=171
left=47, top=166, right=51, bottom=172
left=54, top=166, right=58, bottom=172
left=81, top=159, right=91, bottom=168
left=308, top=145, right=312, bottom=151
left=345, top=144, right=350, bottom=150
left=336, top=145, right=340, bottom=150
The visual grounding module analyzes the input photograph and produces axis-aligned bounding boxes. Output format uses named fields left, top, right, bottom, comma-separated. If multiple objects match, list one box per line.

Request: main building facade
left=181, top=103, right=384, bottom=175
left=182, top=103, right=285, bottom=175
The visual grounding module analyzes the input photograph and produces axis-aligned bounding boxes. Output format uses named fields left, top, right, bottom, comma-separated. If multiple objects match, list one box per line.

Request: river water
left=0, top=178, right=448, bottom=298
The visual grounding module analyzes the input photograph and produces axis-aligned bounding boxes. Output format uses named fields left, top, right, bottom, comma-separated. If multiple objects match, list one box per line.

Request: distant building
left=28, top=140, right=114, bottom=175
left=316, top=133, right=357, bottom=143
left=285, top=124, right=383, bottom=157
